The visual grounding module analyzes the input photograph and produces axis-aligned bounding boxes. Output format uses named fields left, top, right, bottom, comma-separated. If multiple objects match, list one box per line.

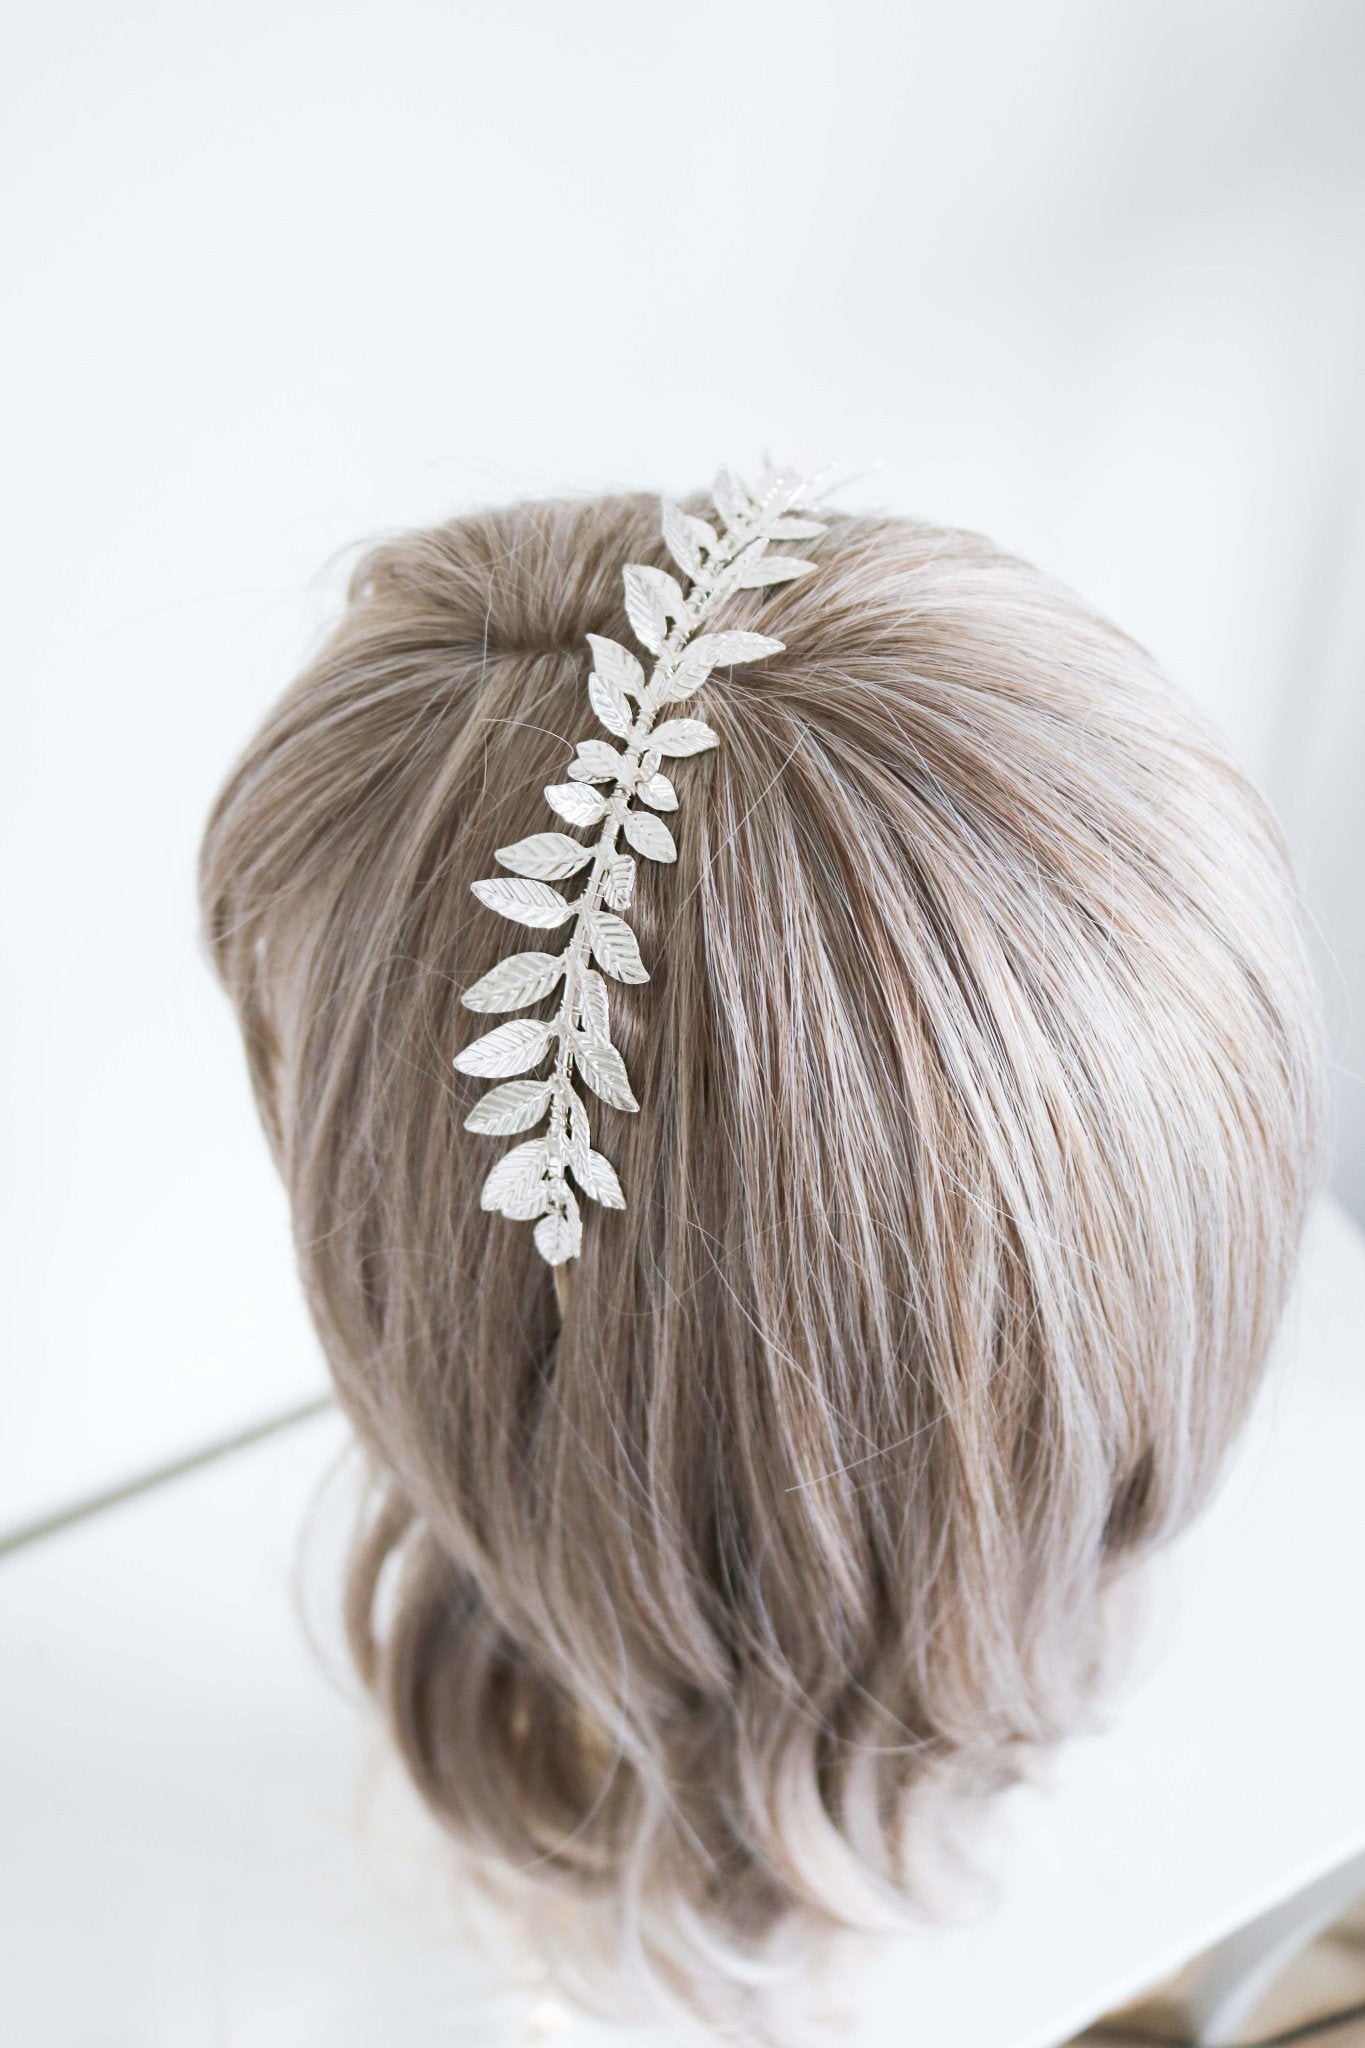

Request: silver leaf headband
left=453, top=462, right=830, bottom=1265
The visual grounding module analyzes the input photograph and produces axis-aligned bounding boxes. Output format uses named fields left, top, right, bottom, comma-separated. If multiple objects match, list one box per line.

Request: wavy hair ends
left=198, top=487, right=1329, bottom=2034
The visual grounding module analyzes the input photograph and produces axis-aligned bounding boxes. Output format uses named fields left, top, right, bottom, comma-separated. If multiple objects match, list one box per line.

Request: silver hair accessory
left=452, top=463, right=830, bottom=1266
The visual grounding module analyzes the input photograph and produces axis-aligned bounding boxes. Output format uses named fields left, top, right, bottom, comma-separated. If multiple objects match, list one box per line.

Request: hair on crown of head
left=452, top=461, right=832, bottom=1266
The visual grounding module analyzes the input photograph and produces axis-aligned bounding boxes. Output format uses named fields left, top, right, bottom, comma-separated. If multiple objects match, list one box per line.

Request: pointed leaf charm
left=589, top=667, right=635, bottom=739
left=464, top=1078, right=554, bottom=1135
left=578, top=968, right=611, bottom=1043
left=623, top=810, right=676, bottom=863
left=661, top=499, right=703, bottom=579
left=471, top=877, right=574, bottom=928
left=481, top=1139, right=551, bottom=1220
left=495, top=832, right=595, bottom=881
left=713, top=467, right=751, bottom=530
left=453, top=456, right=830, bottom=1262
left=535, top=1196, right=582, bottom=1266
left=462, top=950, right=566, bottom=1013
left=650, top=718, right=718, bottom=758
left=574, top=1148, right=626, bottom=1209
left=604, top=853, right=636, bottom=908
left=623, top=564, right=683, bottom=653
left=566, top=1087, right=592, bottom=1179
left=670, top=630, right=783, bottom=695
left=567, top=739, right=624, bottom=783
left=586, top=634, right=645, bottom=702
left=588, top=909, right=648, bottom=984
left=572, top=1033, right=638, bottom=1111
left=765, top=515, right=826, bottom=538
left=735, top=553, right=818, bottom=590
left=544, top=782, right=608, bottom=827
left=636, top=772, right=677, bottom=811
left=454, top=1017, right=554, bottom=1078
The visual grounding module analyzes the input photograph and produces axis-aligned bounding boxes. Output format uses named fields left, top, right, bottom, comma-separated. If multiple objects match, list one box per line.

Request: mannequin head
left=199, top=488, right=1327, bottom=2026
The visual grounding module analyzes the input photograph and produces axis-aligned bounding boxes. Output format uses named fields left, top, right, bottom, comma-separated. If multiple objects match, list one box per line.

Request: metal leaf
left=604, top=853, right=636, bottom=909
left=623, top=564, right=683, bottom=654
left=461, top=949, right=566, bottom=1013
left=567, top=739, right=624, bottom=783
left=578, top=968, right=611, bottom=1042
left=534, top=1194, right=582, bottom=1265
left=734, top=553, right=818, bottom=590
left=765, top=516, right=826, bottom=538
left=481, top=1139, right=551, bottom=1220
left=453, top=1016, right=555, bottom=1077
left=588, top=909, right=649, bottom=984
left=636, top=772, right=677, bottom=811
left=589, top=668, right=635, bottom=739
left=661, top=498, right=702, bottom=580
left=544, top=782, right=607, bottom=827
left=573, top=1148, right=625, bottom=1209
left=685, top=513, right=719, bottom=557
left=471, top=877, right=575, bottom=928
left=465, top=1078, right=553, bottom=1136
left=585, top=634, right=645, bottom=701
left=623, top=810, right=676, bottom=863
left=684, top=628, right=784, bottom=674
left=713, top=467, right=751, bottom=530
left=649, top=718, right=718, bottom=758
left=566, top=1086, right=592, bottom=1179
left=495, top=831, right=595, bottom=881
left=571, top=1033, right=638, bottom=1111
left=664, top=629, right=784, bottom=700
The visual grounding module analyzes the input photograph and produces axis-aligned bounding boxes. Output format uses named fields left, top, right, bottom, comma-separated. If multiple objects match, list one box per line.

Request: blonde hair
left=199, top=488, right=1328, bottom=2031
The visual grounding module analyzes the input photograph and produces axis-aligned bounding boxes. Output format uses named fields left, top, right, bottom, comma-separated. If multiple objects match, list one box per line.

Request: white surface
left=3, top=4, right=1363, bottom=1539
left=1, top=1196, right=1362, bottom=2048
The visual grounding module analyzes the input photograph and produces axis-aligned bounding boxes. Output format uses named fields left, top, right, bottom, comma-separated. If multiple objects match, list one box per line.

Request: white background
left=3, top=0, right=1363, bottom=1531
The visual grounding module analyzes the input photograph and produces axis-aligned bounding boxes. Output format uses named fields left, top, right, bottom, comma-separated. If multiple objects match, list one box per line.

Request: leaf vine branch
left=453, top=463, right=828, bottom=1265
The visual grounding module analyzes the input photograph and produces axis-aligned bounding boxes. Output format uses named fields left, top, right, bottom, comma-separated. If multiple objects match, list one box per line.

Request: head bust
left=199, top=480, right=1327, bottom=2028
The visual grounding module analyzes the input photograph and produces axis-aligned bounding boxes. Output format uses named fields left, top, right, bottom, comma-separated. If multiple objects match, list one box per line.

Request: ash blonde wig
left=199, top=487, right=1328, bottom=2029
